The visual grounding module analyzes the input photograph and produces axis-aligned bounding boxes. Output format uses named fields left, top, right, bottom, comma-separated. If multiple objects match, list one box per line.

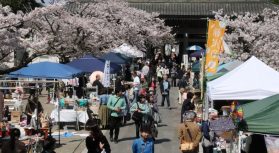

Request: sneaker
left=114, top=140, right=118, bottom=144
left=110, top=137, right=113, bottom=142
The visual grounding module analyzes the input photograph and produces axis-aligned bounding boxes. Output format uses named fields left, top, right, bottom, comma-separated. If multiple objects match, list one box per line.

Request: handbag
left=132, top=102, right=142, bottom=122
left=125, top=112, right=131, bottom=121
left=180, top=124, right=194, bottom=151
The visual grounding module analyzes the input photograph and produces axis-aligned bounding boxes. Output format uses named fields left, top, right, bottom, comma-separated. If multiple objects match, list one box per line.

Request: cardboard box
left=11, top=111, right=21, bottom=123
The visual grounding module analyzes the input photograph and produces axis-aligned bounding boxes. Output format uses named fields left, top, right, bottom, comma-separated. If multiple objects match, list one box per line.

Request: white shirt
left=133, top=76, right=140, bottom=91
left=141, top=65, right=149, bottom=76
left=163, top=68, right=169, bottom=75
left=156, top=67, right=163, bottom=77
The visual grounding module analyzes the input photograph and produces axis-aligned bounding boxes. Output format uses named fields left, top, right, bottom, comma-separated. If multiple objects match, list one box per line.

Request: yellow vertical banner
left=205, top=20, right=225, bottom=74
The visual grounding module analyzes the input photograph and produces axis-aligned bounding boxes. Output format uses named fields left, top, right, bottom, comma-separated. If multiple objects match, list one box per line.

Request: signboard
left=102, top=60, right=110, bottom=87
left=205, top=20, right=226, bottom=74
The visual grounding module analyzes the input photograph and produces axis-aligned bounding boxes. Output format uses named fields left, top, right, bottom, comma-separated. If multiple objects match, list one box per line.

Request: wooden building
left=128, top=0, right=277, bottom=55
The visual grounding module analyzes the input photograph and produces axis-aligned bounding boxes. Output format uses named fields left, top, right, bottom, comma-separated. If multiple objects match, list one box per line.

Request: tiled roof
left=128, top=2, right=278, bottom=16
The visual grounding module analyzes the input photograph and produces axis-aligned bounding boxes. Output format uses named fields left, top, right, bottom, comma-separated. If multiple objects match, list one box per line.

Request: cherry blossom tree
left=215, top=8, right=279, bottom=70
left=0, top=0, right=41, bottom=12
left=0, top=0, right=174, bottom=74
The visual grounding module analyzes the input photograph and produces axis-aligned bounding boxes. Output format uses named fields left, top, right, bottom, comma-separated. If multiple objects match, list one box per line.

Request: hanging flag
left=205, top=20, right=226, bottom=74
left=102, top=60, right=111, bottom=87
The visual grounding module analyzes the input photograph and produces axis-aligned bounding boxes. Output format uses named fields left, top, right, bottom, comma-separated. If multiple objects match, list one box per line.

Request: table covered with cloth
left=50, top=109, right=89, bottom=124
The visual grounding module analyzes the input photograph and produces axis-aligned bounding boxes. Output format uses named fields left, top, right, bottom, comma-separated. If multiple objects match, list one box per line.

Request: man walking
left=107, top=89, right=126, bottom=143
left=132, top=71, right=140, bottom=104
left=160, top=75, right=171, bottom=109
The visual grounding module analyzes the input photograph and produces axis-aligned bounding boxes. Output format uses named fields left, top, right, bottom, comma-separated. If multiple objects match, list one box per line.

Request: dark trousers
left=135, top=121, right=141, bottom=138
left=161, top=94, right=170, bottom=107
left=27, top=115, right=32, bottom=125
left=202, top=146, right=213, bottom=153
left=133, top=90, right=139, bottom=104
left=171, top=77, right=176, bottom=87
left=109, top=116, right=122, bottom=141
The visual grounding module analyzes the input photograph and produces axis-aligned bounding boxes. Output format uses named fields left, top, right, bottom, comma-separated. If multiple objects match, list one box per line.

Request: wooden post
left=0, top=91, right=3, bottom=121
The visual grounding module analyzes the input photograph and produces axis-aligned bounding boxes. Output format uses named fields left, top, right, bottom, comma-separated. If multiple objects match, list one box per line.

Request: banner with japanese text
left=102, top=60, right=111, bottom=87
left=205, top=20, right=226, bottom=74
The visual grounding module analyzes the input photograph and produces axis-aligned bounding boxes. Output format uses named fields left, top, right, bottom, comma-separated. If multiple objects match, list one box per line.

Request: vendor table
left=50, top=109, right=89, bottom=124
left=4, top=99, right=22, bottom=111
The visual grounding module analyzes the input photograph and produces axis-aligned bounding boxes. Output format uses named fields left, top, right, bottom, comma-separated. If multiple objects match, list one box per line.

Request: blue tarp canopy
left=100, top=52, right=129, bottom=64
left=67, top=55, right=121, bottom=73
left=9, top=62, right=83, bottom=79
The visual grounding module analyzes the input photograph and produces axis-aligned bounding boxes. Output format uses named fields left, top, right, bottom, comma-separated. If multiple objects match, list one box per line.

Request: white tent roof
left=207, top=56, right=279, bottom=100
left=112, top=43, right=144, bottom=57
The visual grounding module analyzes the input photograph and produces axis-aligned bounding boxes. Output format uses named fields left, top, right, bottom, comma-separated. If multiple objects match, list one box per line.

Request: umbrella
left=89, top=71, right=104, bottom=84
left=9, top=62, right=83, bottom=79
left=190, top=49, right=205, bottom=58
left=187, top=45, right=203, bottom=51
left=66, top=55, right=121, bottom=74
left=100, top=52, right=128, bottom=64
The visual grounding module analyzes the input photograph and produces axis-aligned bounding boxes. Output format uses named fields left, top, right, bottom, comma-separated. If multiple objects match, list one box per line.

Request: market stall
left=207, top=56, right=279, bottom=101
left=238, top=94, right=279, bottom=153
left=5, top=61, right=84, bottom=145
left=66, top=55, right=121, bottom=74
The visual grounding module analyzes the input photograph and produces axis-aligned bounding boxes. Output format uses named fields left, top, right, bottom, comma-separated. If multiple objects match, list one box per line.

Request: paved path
left=82, top=86, right=183, bottom=153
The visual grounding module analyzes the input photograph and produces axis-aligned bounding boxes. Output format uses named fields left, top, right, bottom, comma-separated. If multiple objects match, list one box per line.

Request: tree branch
left=0, top=49, right=14, bottom=61
left=0, top=52, right=43, bottom=75
left=43, top=15, right=56, bottom=35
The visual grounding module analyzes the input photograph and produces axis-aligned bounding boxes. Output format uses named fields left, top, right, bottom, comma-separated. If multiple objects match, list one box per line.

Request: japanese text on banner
left=205, top=20, right=225, bottom=74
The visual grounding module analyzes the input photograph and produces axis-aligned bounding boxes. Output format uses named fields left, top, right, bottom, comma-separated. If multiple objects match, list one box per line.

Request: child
left=132, top=123, right=154, bottom=153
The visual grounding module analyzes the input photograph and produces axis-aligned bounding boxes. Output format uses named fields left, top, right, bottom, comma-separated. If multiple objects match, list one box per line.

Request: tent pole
left=57, top=82, right=61, bottom=145
left=36, top=82, right=39, bottom=132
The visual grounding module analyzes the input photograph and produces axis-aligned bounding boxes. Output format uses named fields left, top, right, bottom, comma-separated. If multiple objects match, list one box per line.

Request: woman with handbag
left=130, top=94, right=150, bottom=138
left=178, top=111, right=202, bottom=153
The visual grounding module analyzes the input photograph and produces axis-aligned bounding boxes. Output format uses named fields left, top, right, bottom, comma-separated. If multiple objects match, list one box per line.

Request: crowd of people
left=1, top=51, right=208, bottom=153
left=84, top=51, right=208, bottom=153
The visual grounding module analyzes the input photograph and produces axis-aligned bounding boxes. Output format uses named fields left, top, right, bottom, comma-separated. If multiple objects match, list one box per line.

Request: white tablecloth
left=50, top=109, right=89, bottom=124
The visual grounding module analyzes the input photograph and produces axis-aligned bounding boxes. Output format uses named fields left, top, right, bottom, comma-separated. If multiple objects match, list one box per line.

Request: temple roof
left=128, top=0, right=278, bottom=16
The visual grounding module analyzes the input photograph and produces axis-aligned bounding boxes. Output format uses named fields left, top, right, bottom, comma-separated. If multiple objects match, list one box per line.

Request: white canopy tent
left=112, top=43, right=144, bottom=58
left=207, top=56, right=279, bottom=101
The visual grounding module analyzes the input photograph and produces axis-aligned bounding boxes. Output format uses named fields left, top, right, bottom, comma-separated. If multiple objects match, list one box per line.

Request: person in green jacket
left=131, top=94, right=150, bottom=138
left=107, top=89, right=126, bottom=144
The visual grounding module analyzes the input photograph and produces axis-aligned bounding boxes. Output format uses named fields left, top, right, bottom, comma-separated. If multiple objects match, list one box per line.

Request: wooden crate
left=11, top=111, right=21, bottom=123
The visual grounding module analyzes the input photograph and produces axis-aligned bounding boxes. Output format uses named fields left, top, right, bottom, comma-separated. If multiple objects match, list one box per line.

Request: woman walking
left=131, top=94, right=150, bottom=138
left=86, top=125, right=111, bottom=153
left=98, top=88, right=111, bottom=129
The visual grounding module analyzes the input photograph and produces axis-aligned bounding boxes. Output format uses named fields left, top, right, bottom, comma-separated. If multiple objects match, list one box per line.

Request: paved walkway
left=82, top=86, right=183, bottom=153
